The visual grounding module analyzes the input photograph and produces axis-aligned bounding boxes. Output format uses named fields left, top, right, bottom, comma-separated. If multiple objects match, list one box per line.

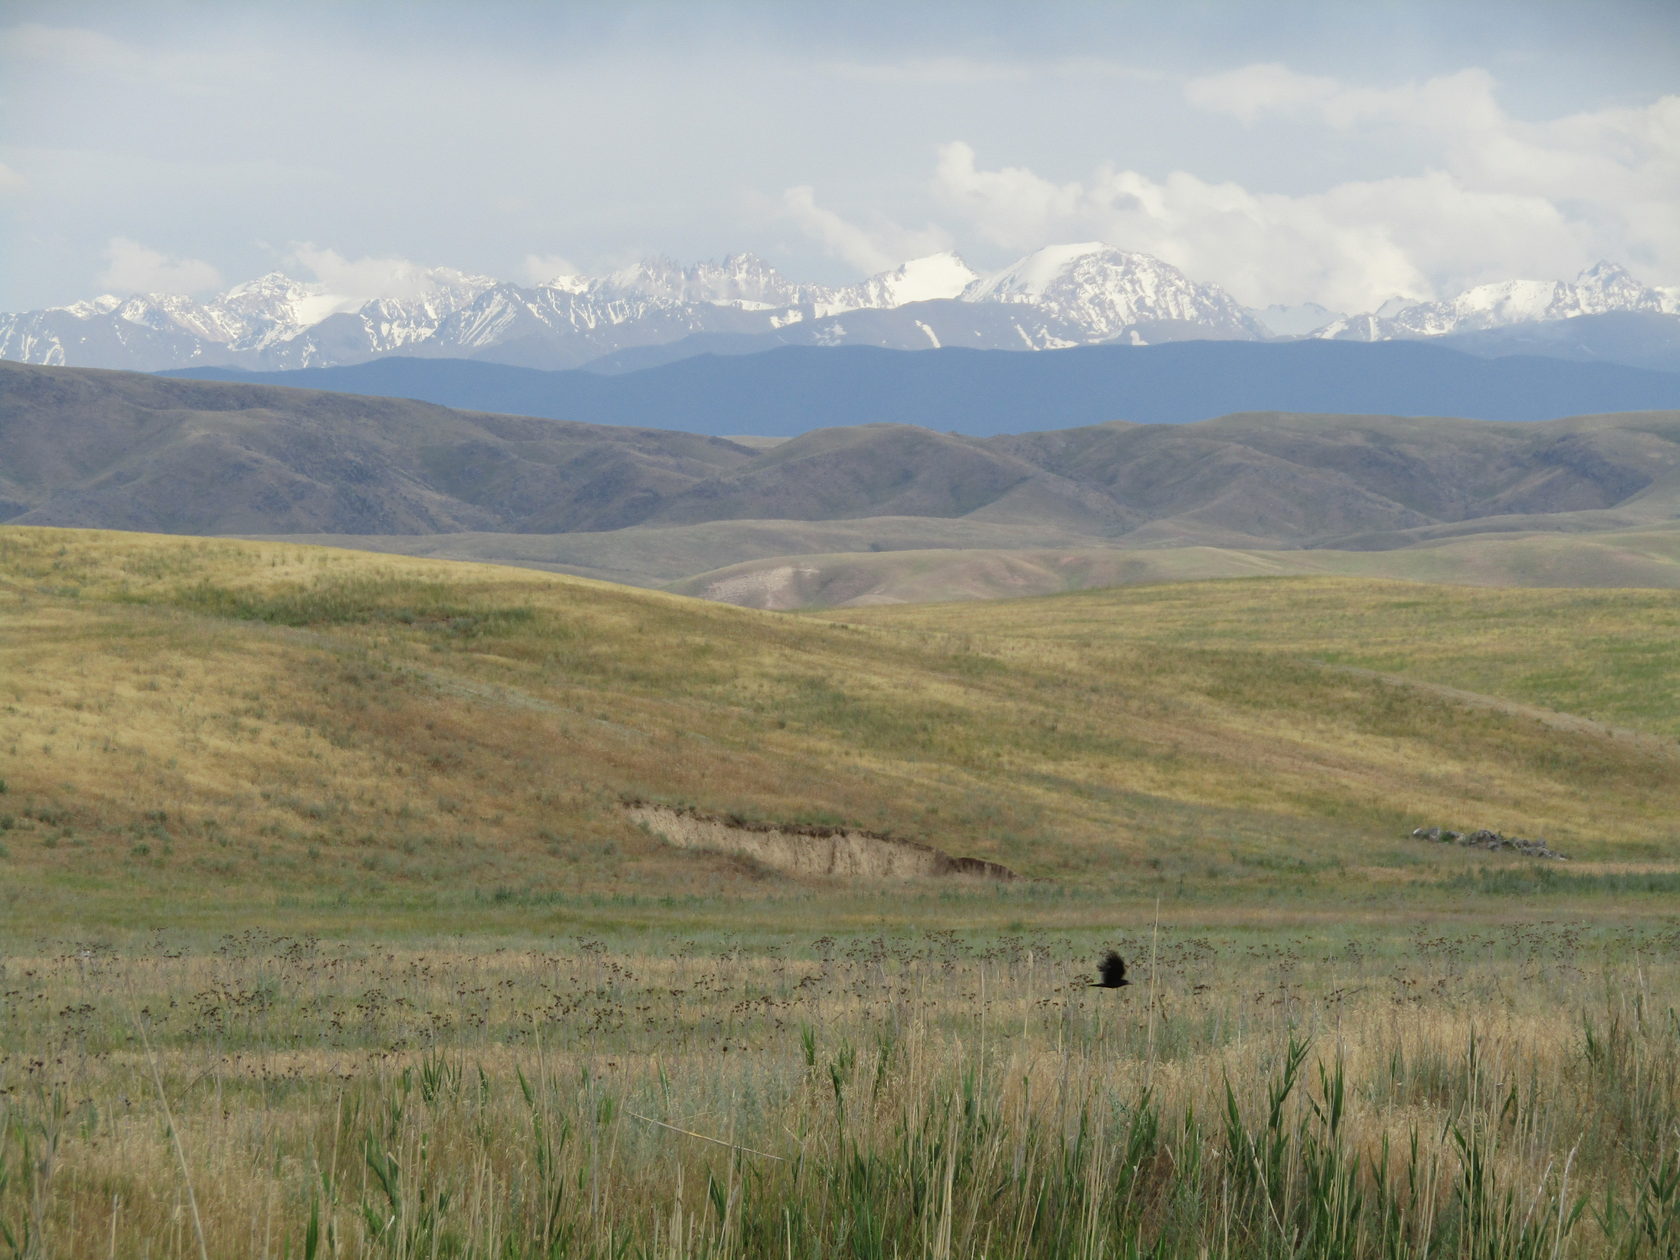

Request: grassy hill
left=6, top=526, right=1680, bottom=1257
left=3, top=526, right=1676, bottom=932
left=10, top=361, right=1680, bottom=608
left=668, top=522, right=1680, bottom=606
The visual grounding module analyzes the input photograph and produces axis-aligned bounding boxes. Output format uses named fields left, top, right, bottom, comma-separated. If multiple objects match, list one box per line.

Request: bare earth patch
left=625, top=801, right=1018, bottom=881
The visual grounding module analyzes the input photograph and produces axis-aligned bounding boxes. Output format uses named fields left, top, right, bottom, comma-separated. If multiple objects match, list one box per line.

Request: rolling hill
left=7, top=361, right=1680, bottom=604
left=2, top=527, right=1676, bottom=926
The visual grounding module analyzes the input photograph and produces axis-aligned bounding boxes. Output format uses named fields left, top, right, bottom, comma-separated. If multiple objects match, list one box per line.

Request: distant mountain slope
left=1431, top=312, right=1680, bottom=374
left=8, top=247, right=1676, bottom=374
left=163, top=340, right=1680, bottom=436
left=7, top=363, right=1680, bottom=567
left=0, top=245, right=1258, bottom=372
left=0, top=361, right=756, bottom=534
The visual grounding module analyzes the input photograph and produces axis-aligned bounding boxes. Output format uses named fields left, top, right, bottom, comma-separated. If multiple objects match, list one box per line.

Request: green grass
left=4, top=525, right=1679, bottom=1254
left=831, top=577, right=1680, bottom=739
left=1, top=923, right=1677, bottom=1257
left=3, top=526, right=1679, bottom=935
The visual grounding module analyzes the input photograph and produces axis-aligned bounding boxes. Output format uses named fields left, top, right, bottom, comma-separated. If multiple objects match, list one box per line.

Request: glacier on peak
left=962, top=242, right=1114, bottom=303
left=835, top=252, right=980, bottom=310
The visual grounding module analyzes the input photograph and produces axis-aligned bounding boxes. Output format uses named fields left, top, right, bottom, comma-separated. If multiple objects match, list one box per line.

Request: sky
left=2, top=0, right=1677, bottom=314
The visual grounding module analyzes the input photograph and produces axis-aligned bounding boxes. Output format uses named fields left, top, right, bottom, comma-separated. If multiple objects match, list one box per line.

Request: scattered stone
left=1411, top=826, right=1570, bottom=861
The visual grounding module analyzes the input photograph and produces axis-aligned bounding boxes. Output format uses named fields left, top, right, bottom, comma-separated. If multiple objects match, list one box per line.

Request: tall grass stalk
left=1, top=929, right=1674, bottom=1257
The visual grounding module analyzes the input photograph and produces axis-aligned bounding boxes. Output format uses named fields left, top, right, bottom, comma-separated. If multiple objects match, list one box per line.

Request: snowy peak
left=1368, top=261, right=1679, bottom=337
left=1573, top=260, right=1672, bottom=312
left=4, top=248, right=1675, bottom=374
left=1255, top=301, right=1344, bottom=337
left=836, top=252, right=980, bottom=311
left=1578, top=260, right=1636, bottom=287
left=596, top=253, right=811, bottom=308
left=539, top=272, right=593, bottom=295
left=964, top=243, right=1262, bottom=340
left=962, top=242, right=1113, bottom=303
left=56, top=294, right=124, bottom=319
left=1313, top=313, right=1395, bottom=343
left=220, top=271, right=311, bottom=303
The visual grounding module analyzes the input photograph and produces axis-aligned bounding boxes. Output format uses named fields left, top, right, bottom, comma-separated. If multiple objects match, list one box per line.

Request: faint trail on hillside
left=1319, top=662, right=1679, bottom=757
left=234, top=616, right=659, bottom=743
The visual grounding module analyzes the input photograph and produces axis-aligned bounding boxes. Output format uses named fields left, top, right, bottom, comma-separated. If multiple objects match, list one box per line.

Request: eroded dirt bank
left=625, top=802, right=1018, bottom=881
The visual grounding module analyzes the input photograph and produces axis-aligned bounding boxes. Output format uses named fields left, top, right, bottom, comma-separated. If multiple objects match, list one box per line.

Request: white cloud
left=932, top=142, right=1437, bottom=309
left=781, top=185, right=952, bottom=275
left=521, top=253, right=581, bottom=285
left=1182, top=64, right=1680, bottom=275
left=97, top=237, right=222, bottom=295
left=925, top=66, right=1680, bottom=309
left=0, top=162, right=26, bottom=195
left=1182, top=62, right=1343, bottom=125
left=285, top=244, right=450, bottom=300
left=1184, top=64, right=1509, bottom=135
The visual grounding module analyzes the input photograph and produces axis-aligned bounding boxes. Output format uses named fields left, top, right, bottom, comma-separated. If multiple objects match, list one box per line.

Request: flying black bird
left=1091, top=950, right=1130, bottom=989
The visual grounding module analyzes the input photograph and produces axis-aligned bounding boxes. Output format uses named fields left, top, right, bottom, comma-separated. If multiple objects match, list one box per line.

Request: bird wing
left=1100, top=951, right=1125, bottom=985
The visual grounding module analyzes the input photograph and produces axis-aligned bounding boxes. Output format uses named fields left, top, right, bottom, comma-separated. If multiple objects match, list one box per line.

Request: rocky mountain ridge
left=7, top=246, right=1675, bottom=375
left=1320, top=261, right=1679, bottom=341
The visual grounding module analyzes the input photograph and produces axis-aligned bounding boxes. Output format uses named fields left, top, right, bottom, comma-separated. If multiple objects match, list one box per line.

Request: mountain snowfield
left=2, top=244, right=1676, bottom=374
left=1318, top=261, right=1680, bottom=341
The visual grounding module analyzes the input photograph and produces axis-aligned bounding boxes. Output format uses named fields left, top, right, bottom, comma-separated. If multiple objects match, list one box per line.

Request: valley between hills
left=5, top=359, right=1680, bottom=608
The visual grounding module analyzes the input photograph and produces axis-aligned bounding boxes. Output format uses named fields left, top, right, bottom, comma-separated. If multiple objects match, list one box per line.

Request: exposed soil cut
left=625, top=802, right=1018, bottom=881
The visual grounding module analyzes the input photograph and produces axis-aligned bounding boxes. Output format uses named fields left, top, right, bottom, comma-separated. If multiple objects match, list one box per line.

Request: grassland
left=4, top=525, right=1679, bottom=920
left=3, top=925, right=1678, bottom=1257
left=2, top=525, right=1677, bottom=1255
left=666, top=522, right=1680, bottom=609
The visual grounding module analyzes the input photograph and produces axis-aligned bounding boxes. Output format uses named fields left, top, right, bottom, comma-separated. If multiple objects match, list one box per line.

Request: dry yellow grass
left=2, top=925, right=1675, bottom=1256
left=2, top=525, right=1678, bottom=935
left=3, top=527, right=1679, bottom=1254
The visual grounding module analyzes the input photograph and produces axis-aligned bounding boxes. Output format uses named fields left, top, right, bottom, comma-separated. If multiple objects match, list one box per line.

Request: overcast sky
left=2, top=0, right=1677, bottom=313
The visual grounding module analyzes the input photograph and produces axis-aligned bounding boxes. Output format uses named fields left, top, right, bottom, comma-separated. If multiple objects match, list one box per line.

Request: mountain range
left=6, top=361, right=1678, bottom=607
left=161, top=340, right=1680, bottom=435
left=5, top=245, right=1677, bottom=376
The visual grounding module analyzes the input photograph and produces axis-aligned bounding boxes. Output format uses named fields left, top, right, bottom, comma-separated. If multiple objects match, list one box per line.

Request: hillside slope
left=8, top=362, right=1680, bottom=551
left=668, top=523, right=1680, bottom=608
left=0, top=360, right=757, bottom=533
left=2, top=528, right=1676, bottom=925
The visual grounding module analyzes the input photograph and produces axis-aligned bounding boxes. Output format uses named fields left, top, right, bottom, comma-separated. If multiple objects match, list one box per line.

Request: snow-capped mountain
left=0, top=246, right=1254, bottom=371
left=585, top=254, right=821, bottom=309
left=961, top=243, right=1264, bottom=342
left=1316, top=262, right=1680, bottom=342
left=3, top=249, right=1675, bottom=374
left=1255, top=301, right=1344, bottom=337
left=0, top=264, right=496, bottom=370
left=829, top=251, right=980, bottom=313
